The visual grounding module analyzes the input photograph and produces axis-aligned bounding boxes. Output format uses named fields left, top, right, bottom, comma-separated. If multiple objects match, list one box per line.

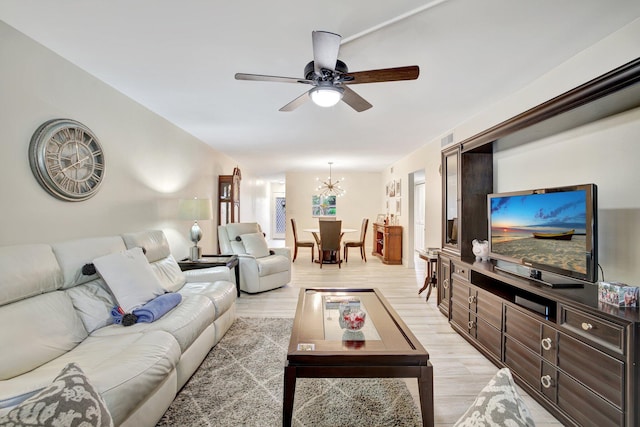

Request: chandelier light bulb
left=316, top=162, right=345, bottom=197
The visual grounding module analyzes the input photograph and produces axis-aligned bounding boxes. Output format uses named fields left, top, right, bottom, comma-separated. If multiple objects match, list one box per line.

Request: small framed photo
left=396, top=198, right=401, bottom=216
left=376, top=214, right=386, bottom=223
left=297, top=343, right=315, bottom=351
left=395, top=179, right=401, bottom=197
left=389, top=180, right=395, bottom=197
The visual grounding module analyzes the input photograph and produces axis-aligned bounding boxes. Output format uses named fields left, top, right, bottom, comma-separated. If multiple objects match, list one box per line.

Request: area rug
left=157, top=317, right=422, bottom=427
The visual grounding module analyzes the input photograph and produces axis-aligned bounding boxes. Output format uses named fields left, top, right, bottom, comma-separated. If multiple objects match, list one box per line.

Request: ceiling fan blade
left=344, top=65, right=419, bottom=84
left=235, top=73, right=312, bottom=85
left=279, top=91, right=311, bottom=112
left=312, top=31, right=341, bottom=75
left=342, top=86, right=372, bottom=112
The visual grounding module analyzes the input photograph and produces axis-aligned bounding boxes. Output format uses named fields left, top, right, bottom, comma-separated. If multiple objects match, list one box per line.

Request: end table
left=178, top=254, right=240, bottom=297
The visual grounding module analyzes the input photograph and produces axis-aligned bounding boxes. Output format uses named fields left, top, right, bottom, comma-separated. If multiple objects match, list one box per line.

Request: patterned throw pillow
left=454, top=368, right=535, bottom=427
left=0, top=363, right=113, bottom=427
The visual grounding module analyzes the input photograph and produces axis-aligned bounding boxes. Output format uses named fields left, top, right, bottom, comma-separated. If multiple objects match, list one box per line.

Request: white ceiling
left=2, top=0, right=640, bottom=179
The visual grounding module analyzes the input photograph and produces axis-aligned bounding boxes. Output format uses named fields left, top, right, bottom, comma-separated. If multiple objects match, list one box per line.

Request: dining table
left=303, top=227, right=357, bottom=264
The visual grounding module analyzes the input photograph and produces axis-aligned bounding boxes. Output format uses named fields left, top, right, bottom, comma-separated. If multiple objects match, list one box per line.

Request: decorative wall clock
left=29, top=119, right=105, bottom=201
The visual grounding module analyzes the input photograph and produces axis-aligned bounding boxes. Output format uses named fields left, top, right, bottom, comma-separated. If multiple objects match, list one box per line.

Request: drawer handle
left=541, top=337, right=553, bottom=351
left=581, top=322, right=593, bottom=331
left=540, top=375, right=554, bottom=389
left=468, top=321, right=475, bottom=329
left=443, top=279, right=449, bottom=289
left=468, top=295, right=476, bottom=304
left=458, top=269, right=466, bottom=275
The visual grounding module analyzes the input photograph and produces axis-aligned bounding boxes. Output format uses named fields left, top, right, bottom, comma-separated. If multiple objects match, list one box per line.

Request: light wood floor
left=236, top=250, right=563, bottom=426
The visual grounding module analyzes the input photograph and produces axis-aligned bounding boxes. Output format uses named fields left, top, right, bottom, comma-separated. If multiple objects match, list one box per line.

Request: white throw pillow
left=241, top=232, right=270, bottom=258
left=93, top=247, right=164, bottom=312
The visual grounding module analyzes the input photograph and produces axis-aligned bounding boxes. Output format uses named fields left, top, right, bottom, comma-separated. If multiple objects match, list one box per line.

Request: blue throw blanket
left=134, top=292, right=182, bottom=322
left=111, top=292, right=182, bottom=325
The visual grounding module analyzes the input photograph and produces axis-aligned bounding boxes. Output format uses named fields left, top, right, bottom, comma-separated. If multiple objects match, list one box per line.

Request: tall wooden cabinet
left=438, top=58, right=640, bottom=426
left=371, top=223, right=402, bottom=265
left=218, top=168, right=241, bottom=226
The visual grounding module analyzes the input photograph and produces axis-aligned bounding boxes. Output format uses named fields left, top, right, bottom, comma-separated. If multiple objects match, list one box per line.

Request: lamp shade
left=178, top=198, right=213, bottom=221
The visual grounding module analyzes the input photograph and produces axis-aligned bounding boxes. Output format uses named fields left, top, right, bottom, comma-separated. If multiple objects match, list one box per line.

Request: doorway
left=273, top=194, right=286, bottom=240
left=408, top=169, right=425, bottom=269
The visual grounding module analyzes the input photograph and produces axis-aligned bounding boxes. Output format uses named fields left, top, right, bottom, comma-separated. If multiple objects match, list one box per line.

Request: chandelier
left=316, top=162, right=345, bottom=197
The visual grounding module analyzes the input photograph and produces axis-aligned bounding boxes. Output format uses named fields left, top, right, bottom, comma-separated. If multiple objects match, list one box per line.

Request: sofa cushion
left=122, top=230, right=188, bottom=292
left=0, top=363, right=113, bottom=427
left=240, top=232, right=270, bottom=258
left=453, top=368, right=535, bottom=427
left=91, top=294, right=215, bottom=352
left=51, top=236, right=127, bottom=289
left=0, top=244, right=63, bottom=306
left=121, top=230, right=171, bottom=264
left=149, top=254, right=187, bottom=292
left=93, top=247, right=164, bottom=312
left=223, top=222, right=260, bottom=240
left=256, top=254, right=290, bottom=276
left=179, top=281, right=236, bottom=320
left=0, top=291, right=88, bottom=381
left=66, top=279, right=117, bottom=333
left=0, top=331, right=180, bottom=427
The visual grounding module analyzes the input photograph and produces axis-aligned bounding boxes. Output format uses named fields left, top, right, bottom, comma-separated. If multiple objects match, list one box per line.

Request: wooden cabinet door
left=437, top=255, right=451, bottom=317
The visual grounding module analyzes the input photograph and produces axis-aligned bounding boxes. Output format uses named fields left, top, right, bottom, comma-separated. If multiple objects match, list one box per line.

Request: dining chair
left=318, top=220, right=342, bottom=268
left=311, top=230, right=322, bottom=263
left=291, top=218, right=314, bottom=262
left=344, top=218, right=369, bottom=263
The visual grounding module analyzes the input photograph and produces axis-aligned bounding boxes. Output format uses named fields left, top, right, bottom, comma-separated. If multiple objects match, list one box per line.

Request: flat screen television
left=488, top=184, right=598, bottom=286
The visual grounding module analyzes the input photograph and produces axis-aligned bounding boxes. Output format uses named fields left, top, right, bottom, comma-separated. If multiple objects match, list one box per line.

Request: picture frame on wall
left=395, top=179, right=401, bottom=197
left=396, top=198, right=401, bottom=216
left=389, top=180, right=395, bottom=197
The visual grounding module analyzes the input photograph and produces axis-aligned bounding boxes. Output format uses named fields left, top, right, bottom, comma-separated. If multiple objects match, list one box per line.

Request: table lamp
left=178, top=197, right=213, bottom=260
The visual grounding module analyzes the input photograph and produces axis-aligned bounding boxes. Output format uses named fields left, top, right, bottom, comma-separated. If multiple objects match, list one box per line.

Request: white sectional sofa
left=0, top=230, right=236, bottom=426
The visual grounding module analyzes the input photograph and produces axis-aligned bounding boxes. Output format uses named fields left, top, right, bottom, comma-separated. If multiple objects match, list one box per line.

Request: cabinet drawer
left=557, top=369, right=624, bottom=427
left=451, top=303, right=471, bottom=334
left=452, top=261, right=470, bottom=281
left=504, top=305, right=542, bottom=354
left=476, top=290, right=502, bottom=330
left=504, top=336, right=541, bottom=388
left=475, top=317, right=501, bottom=359
left=559, top=305, right=625, bottom=353
left=451, top=279, right=471, bottom=309
left=558, top=333, right=624, bottom=408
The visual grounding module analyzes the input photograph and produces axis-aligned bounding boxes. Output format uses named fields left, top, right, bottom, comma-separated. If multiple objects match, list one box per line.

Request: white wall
left=382, top=140, right=443, bottom=266
left=494, top=107, right=640, bottom=284
left=389, top=17, right=640, bottom=284
left=0, top=21, right=267, bottom=257
left=285, top=170, right=381, bottom=253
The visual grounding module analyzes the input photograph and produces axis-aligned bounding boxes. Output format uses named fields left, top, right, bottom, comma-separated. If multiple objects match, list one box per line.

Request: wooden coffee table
left=283, top=288, right=434, bottom=427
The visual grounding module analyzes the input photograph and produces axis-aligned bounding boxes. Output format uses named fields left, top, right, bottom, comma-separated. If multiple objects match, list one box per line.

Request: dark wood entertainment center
left=438, top=58, right=640, bottom=427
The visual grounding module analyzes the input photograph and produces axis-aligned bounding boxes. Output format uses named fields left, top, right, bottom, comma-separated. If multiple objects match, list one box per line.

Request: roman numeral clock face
left=29, top=119, right=105, bottom=201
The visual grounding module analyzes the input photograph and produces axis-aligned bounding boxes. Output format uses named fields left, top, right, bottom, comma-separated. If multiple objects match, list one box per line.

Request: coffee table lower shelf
left=283, top=361, right=434, bottom=427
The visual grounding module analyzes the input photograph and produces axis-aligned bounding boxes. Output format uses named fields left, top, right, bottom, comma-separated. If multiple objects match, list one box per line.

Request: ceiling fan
left=235, top=30, right=419, bottom=112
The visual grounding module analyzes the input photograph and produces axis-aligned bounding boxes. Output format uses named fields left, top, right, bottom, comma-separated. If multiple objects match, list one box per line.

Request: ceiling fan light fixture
left=309, top=85, right=344, bottom=107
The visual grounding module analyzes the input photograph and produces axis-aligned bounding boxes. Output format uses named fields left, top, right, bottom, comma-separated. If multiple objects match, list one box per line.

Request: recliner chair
left=217, top=222, right=291, bottom=293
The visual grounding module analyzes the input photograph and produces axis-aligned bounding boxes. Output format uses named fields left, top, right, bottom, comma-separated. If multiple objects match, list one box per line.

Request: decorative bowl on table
left=339, top=304, right=366, bottom=331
